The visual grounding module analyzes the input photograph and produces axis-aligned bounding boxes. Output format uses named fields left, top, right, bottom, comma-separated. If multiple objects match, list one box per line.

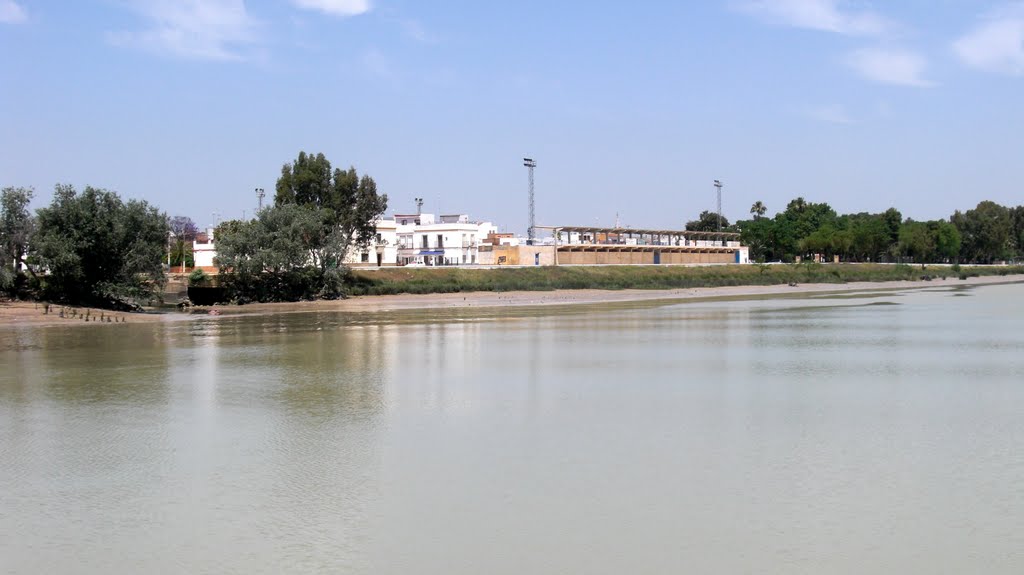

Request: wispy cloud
left=953, top=5, right=1024, bottom=76
left=400, top=19, right=437, bottom=44
left=735, top=0, right=891, bottom=36
left=292, top=0, right=370, bottom=17
left=0, top=0, right=27, bottom=23
left=807, top=104, right=854, bottom=124
left=109, top=0, right=259, bottom=61
left=847, top=47, right=932, bottom=87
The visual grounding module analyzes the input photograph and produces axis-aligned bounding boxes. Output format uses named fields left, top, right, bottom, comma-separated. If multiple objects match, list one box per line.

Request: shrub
left=188, top=269, right=209, bottom=286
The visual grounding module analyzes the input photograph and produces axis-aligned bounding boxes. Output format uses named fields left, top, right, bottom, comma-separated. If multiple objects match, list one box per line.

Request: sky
left=2, top=1, right=1023, bottom=234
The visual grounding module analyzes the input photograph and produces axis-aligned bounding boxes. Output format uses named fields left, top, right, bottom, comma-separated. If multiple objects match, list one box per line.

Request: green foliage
left=952, top=201, right=1012, bottom=263
left=275, top=151, right=388, bottom=250
left=341, top=264, right=1024, bottom=296
left=215, top=151, right=389, bottom=303
left=1, top=186, right=35, bottom=295
left=215, top=203, right=349, bottom=302
left=32, top=185, right=168, bottom=309
left=686, top=210, right=735, bottom=232
left=188, top=268, right=209, bottom=286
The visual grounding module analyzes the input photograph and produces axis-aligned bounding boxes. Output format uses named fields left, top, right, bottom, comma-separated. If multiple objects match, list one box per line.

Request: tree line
left=0, top=151, right=387, bottom=308
left=687, top=198, right=1024, bottom=264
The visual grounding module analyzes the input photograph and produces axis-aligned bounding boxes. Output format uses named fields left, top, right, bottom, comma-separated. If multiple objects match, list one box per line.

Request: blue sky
left=2, top=1, right=1023, bottom=233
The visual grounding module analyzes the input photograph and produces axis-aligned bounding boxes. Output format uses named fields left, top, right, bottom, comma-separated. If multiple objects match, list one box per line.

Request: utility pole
left=524, top=158, right=537, bottom=245
left=256, top=188, right=265, bottom=212
left=714, top=179, right=723, bottom=233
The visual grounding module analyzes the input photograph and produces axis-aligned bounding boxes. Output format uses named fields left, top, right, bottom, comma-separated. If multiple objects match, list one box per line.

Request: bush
left=188, top=269, right=209, bottom=287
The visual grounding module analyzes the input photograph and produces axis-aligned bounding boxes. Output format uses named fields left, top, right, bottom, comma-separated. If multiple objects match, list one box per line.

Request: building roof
left=544, top=226, right=740, bottom=240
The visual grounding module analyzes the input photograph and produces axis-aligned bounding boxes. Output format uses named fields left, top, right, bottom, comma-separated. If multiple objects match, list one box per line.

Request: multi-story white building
left=393, top=213, right=497, bottom=266
left=195, top=213, right=498, bottom=269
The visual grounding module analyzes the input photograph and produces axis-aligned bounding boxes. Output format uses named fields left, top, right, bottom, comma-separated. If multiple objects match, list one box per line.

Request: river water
left=2, top=282, right=1024, bottom=574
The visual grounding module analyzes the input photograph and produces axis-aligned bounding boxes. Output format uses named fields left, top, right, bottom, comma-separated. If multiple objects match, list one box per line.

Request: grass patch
left=342, top=264, right=1024, bottom=297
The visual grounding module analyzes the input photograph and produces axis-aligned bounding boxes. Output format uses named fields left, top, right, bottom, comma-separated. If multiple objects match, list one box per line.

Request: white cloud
left=847, top=47, right=932, bottom=87
left=735, top=0, right=891, bottom=36
left=292, top=0, right=370, bottom=17
left=953, top=6, right=1024, bottom=76
left=0, top=0, right=26, bottom=23
left=109, top=0, right=258, bottom=61
left=807, top=104, right=854, bottom=124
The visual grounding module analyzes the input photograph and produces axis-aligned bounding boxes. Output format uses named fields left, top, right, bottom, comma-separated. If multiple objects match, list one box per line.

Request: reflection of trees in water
left=4, top=324, right=173, bottom=406
left=275, top=322, right=396, bottom=417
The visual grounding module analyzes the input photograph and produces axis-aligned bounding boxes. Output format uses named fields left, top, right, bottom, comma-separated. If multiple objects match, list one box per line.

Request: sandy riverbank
left=5, top=274, right=1020, bottom=328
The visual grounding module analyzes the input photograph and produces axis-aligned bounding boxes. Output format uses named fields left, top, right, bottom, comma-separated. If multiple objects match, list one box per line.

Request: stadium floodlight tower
left=524, top=158, right=537, bottom=245
left=256, top=187, right=265, bottom=212
left=713, top=179, right=723, bottom=232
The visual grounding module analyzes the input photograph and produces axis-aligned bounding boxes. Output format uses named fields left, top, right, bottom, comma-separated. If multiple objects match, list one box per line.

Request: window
left=422, top=235, right=428, bottom=248
left=361, top=252, right=369, bottom=263
left=437, top=234, right=443, bottom=248
left=376, top=233, right=382, bottom=244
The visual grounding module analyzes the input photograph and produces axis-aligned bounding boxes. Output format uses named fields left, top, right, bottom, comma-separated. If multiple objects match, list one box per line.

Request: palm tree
left=750, top=201, right=767, bottom=220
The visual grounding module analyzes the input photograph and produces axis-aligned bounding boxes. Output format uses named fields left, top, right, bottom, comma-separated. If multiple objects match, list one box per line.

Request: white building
left=194, top=213, right=498, bottom=269
left=344, top=218, right=398, bottom=267
left=193, top=229, right=217, bottom=269
left=393, top=213, right=497, bottom=266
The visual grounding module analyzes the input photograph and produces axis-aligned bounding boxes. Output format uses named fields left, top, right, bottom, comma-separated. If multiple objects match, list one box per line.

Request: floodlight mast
left=714, top=179, right=723, bottom=232
left=524, top=158, right=537, bottom=245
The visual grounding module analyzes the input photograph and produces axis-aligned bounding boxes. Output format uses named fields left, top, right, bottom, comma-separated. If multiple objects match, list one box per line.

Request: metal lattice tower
left=256, top=187, right=265, bottom=212
left=524, top=158, right=537, bottom=245
left=714, top=179, right=723, bottom=232
left=415, top=197, right=424, bottom=215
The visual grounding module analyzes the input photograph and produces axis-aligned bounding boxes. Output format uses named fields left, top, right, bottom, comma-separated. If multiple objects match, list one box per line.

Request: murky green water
left=3, top=283, right=1024, bottom=574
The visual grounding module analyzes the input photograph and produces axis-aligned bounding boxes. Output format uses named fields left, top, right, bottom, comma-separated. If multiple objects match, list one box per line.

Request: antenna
left=713, top=179, right=723, bottom=232
left=256, top=187, right=265, bottom=212
left=523, top=158, right=537, bottom=245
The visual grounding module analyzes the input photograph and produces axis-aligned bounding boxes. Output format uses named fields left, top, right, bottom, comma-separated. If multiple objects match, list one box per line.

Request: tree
left=275, top=151, right=388, bottom=249
left=952, top=201, right=1012, bottom=263
left=32, top=185, right=168, bottom=309
left=1, top=186, right=35, bottom=292
left=686, top=210, right=733, bottom=232
left=750, top=201, right=767, bottom=220
left=1010, top=205, right=1024, bottom=259
left=215, top=204, right=348, bottom=302
left=738, top=217, right=775, bottom=261
left=169, top=215, right=199, bottom=268
left=933, top=220, right=961, bottom=263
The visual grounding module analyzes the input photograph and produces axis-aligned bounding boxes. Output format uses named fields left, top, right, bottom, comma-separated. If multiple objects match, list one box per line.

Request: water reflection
left=2, top=282, right=1023, bottom=573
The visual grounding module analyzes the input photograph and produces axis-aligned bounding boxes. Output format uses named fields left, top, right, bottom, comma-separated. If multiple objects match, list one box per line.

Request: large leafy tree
left=32, top=185, right=168, bottom=308
left=275, top=151, right=388, bottom=249
left=1, top=186, right=35, bottom=291
left=952, top=201, right=1012, bottom=263
left=215, top=205, right=349, bottom=302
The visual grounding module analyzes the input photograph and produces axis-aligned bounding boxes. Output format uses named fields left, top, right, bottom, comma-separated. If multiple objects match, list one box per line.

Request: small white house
left=344, top=218, right=399, bottom=266
left=193, top=229, right=217, bottom=269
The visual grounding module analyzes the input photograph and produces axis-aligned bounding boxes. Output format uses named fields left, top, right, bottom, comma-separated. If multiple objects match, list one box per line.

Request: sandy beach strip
left=6, top=273, right=1022, bottom=328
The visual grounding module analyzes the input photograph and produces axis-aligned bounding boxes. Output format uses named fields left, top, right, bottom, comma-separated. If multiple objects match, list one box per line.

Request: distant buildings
left=191, top=213, right=749, bottom=270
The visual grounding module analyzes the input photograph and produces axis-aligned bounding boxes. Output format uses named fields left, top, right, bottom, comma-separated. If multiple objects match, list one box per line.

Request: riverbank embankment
left=4, top=269, right=1022, bottom=327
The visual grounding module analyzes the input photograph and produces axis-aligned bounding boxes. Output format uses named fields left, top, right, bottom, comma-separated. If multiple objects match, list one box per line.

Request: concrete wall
left=557, top=249, right=736, bottom=265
